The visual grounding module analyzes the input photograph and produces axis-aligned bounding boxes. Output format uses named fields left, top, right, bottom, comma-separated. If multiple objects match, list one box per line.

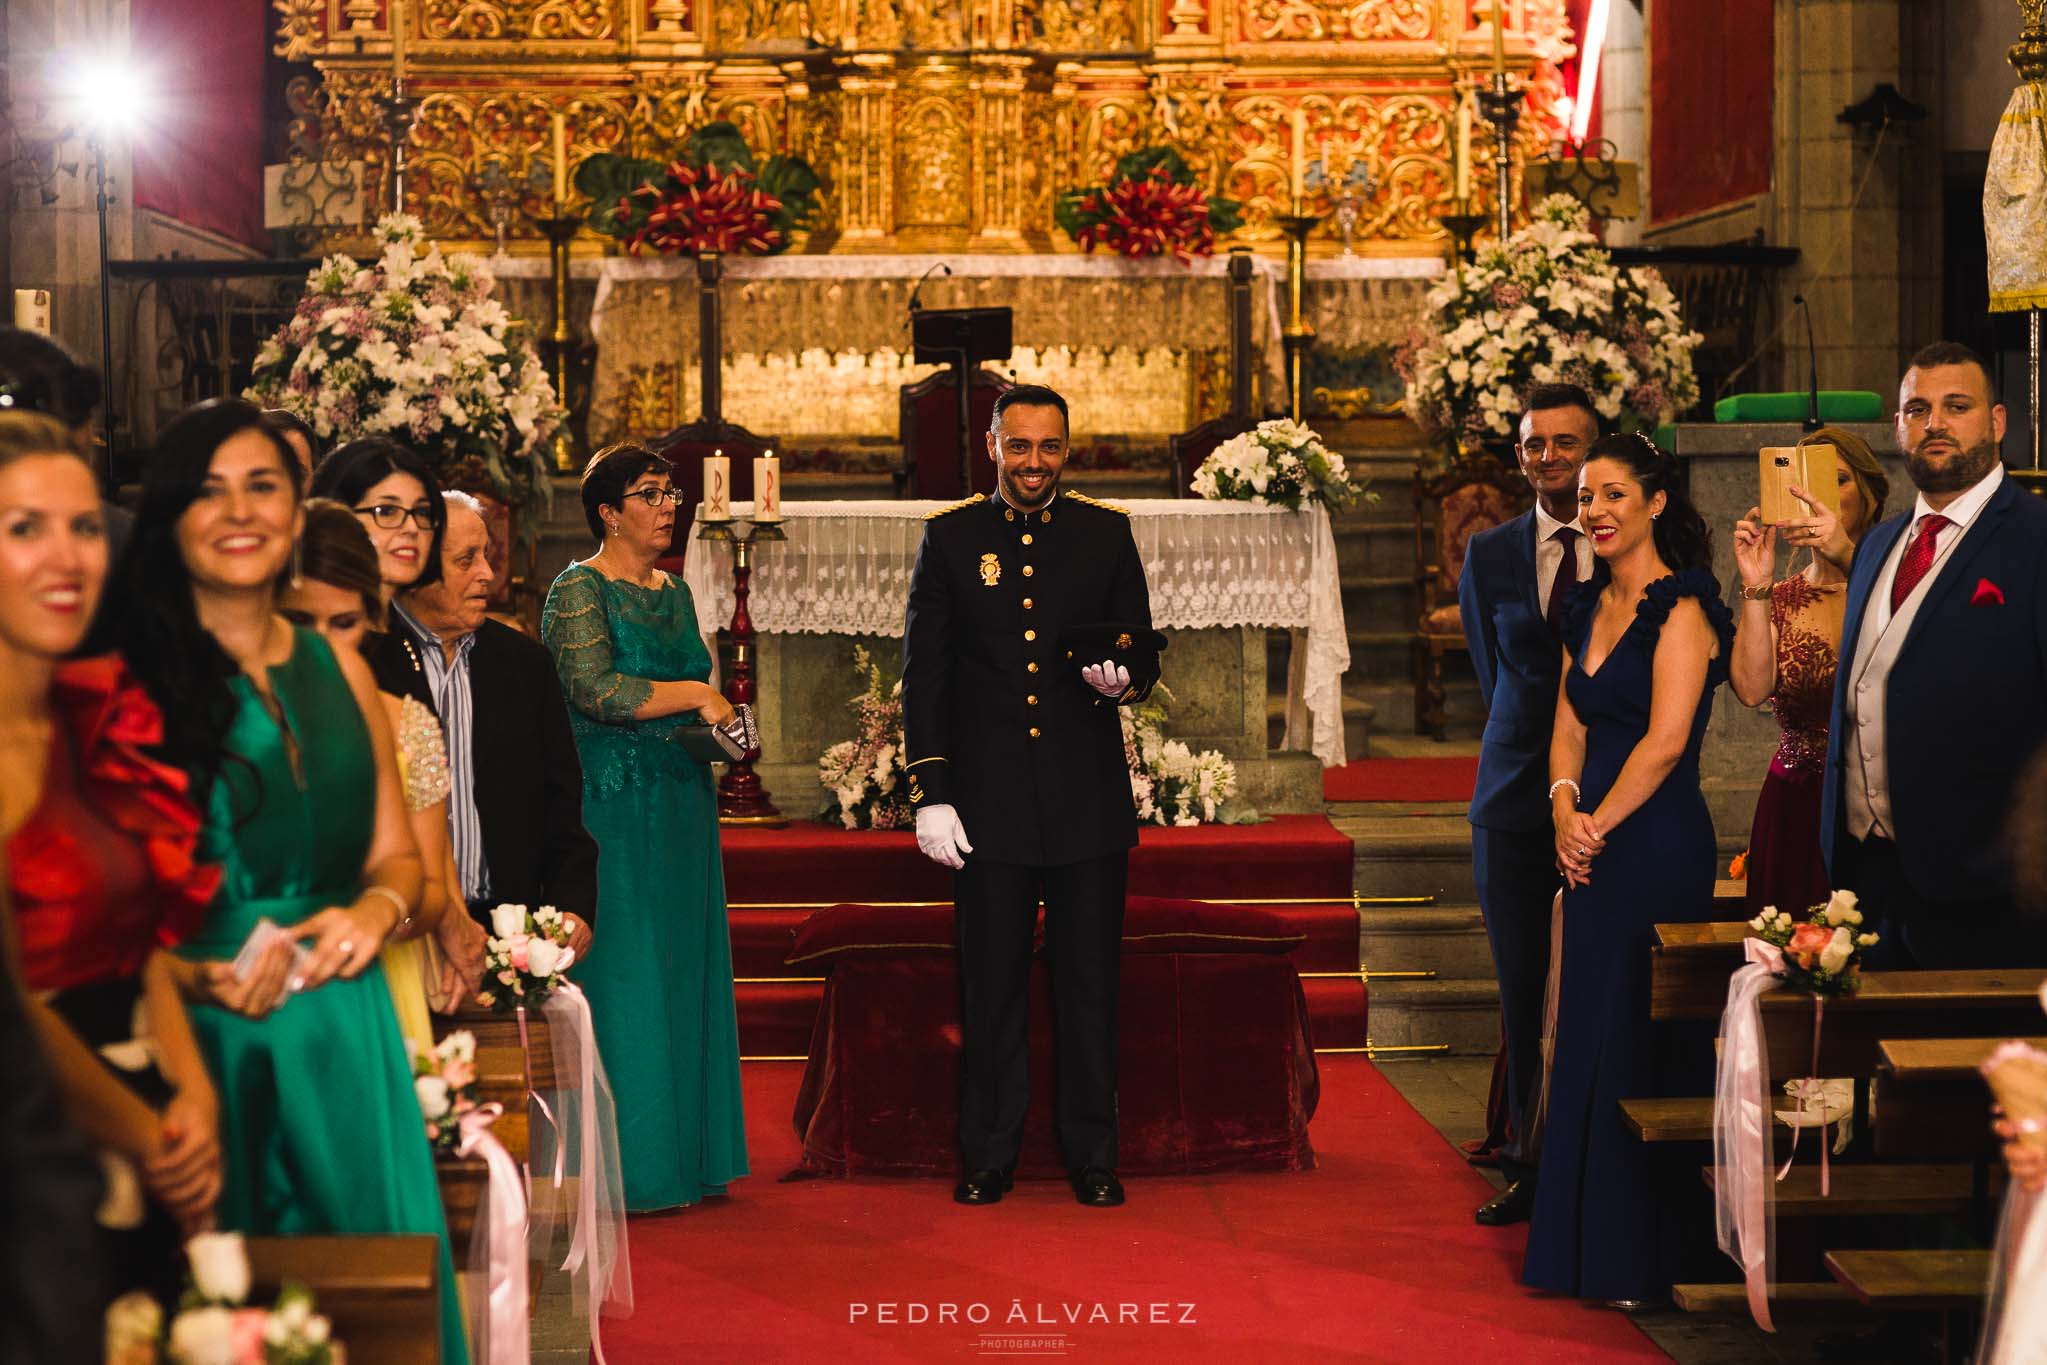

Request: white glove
left=914, top=803, right=974, bottom=870
left=1080, top=658, right=1130, bottom=698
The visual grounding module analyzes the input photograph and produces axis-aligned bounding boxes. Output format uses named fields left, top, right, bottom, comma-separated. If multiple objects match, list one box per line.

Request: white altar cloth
left=679, top=498, right=1350, bottom=768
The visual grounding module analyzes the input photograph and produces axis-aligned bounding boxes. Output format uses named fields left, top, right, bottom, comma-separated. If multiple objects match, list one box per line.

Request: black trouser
left=1472, top=825, right=1559, bottom=1179
left=1842, top=834, right=2047, bottom=970
left=954, top=852, right=1126, bottom=1174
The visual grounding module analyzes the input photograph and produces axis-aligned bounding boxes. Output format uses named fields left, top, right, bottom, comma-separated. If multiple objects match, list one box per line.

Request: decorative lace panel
left=679, top=499, right=1350, bottom=767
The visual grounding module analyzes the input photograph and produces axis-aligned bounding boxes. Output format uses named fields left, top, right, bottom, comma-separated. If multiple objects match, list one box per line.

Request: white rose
left=442, top=1029, right=476, bottom=1064
left=415, top=1074, right=452, bottom=1120
left=185, top=1231, right=251, bottom=1305
left=526, top=937, right=564, bottom=979
left=1818, top=927, right=1853, bottom=975
left=167, top=1306, right=238, bottom=1365
left=1856, top=932, right=1878, bottom=947
left=105, top=1292, right=163, bottom=1354
left=489, top=904, right=528, bottom=940
left=533, top=905, right=563, bottom=928
left=1824, top=889, right=1858, bottom=924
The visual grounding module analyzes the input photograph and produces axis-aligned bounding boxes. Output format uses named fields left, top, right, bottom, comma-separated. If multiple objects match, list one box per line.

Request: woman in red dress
left=0, top=411, right=223, bottom=1300
left=1729, top=427, right=1890, bottom=917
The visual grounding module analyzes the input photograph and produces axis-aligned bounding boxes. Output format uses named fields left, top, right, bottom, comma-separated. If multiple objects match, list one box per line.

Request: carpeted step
left=1302, top=978, right=1368, bottom=1051
left=736, top=981, right=824, bottom=1059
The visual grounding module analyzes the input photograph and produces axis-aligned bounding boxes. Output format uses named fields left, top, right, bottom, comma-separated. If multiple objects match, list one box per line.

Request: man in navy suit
left=1821, top=341, right=2047, bottom=969
left=1458, top=383, right=1602, bottom=1224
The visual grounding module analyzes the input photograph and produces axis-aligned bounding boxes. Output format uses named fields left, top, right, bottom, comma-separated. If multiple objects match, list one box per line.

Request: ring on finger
left=337, top=939, right=356, bottom=957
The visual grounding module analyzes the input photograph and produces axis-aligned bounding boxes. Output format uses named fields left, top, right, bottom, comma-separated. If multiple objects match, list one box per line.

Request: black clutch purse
left=673, top=703, right=758, bottom=762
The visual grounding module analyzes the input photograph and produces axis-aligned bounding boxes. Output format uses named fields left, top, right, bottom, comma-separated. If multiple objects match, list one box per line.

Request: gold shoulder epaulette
left=1063, top=490, right=1129, bottom=515
left=923, top=494, right=985, bottom=521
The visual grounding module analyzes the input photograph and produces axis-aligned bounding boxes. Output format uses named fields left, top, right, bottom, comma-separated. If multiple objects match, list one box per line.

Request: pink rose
left=230, top=1308, right=268, bottom=1361
left=510, top=941, right=530, bottom=972
left=1786, top=921, right=1832, bottom=966
left=441, top=1058, right=475, bottom=1089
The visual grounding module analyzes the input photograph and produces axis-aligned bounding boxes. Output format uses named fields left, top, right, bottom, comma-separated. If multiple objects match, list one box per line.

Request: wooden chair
left=244, top=1236, right=440, bottom=1365
left=897, top=367, right=1010, bottom=500
left=648, top=420, right=779, bottom=576
left=1167, top=416, right=1258, bottom=499
left=1411, top=452, right=1530, bottom=739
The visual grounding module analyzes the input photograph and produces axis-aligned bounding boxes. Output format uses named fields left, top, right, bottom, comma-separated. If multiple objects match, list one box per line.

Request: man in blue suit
left=1821, top=341, right=2047, bottom=969
left=1458, top=383, right=1603, bottom=1224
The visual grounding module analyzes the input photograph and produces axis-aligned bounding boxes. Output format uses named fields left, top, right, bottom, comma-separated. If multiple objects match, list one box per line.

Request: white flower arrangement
left=105, top=1232, right=338, bottom=1364
left=478, top=903, right=577, bottom=1012
left=816, top=645, right=913, bottom=830
left=1747, top=888, right=1878, bottom=996
left=413, top=1029, right=480, bottom=1151
left=1121, top=686, right=1242, bottom=827
left=1397, top=194, right=1703, bottom=451
left=245, top=213, right=563, bottom=517
left=1191, top=418, right=1366, bottom=511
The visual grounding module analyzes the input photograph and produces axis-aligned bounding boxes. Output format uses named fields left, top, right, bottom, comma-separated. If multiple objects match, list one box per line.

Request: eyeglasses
left=627, top=486, right=684, bottom=508
left=353, top=502, right=441, bottom=531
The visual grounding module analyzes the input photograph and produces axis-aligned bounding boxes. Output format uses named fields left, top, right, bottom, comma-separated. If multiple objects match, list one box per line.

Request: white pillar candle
left=752, top=451, right=782, bottom=522
left=702, top=450, right=731, bottom=521
left=13, top=289, right=50, bottom=334
left=1456, top=91, right=1472, bottom=205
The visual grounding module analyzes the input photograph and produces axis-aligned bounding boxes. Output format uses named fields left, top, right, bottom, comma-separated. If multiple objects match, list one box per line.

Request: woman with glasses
left=100, top=399, right=465, bottom=1359
left=540, top=443, right=748, bottom=1210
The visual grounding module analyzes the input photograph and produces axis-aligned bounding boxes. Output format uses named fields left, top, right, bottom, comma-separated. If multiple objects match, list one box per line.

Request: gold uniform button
left=1029, top=726, right=1041, bottom=738
left=1022, top=534, right=1033, bottom=545
left=1005, top=509, right=1015, bottom=522
left=1023, top=565, right=1035, bottom=577
left=1024, top=629, right=1036, bottom=641
left=1023, top=597, right=1034, bottom=610
left=1027, top=661, right=1039, bottom=673
left=1027, top=694, right=1038, bottom=706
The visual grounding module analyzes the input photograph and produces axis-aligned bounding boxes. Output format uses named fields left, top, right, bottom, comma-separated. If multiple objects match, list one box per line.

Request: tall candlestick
left=551, top=111, right=568, bottom=205
left=703, top=450, right=732, bottom=521
left=1490, top=0, right=1507, bottom=76
left=1456, top=91, right=1473, bottom=204
left=752, top=451, right=782, bottom=522
left=1290, top=108, right=1307, bottom=206
left=390, top=0, right=406, bottom=80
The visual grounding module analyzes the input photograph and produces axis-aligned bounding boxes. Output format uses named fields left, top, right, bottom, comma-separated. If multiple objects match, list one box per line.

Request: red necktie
left=1889, top=513, right=1951, bottom=612
left=1545, top=526, right=1580, bottom=633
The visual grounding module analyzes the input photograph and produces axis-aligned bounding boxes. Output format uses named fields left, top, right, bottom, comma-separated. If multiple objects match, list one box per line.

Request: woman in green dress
left=541, top=442, right=748, bottom=1211
left=104, top=399, right=466, bottom=1360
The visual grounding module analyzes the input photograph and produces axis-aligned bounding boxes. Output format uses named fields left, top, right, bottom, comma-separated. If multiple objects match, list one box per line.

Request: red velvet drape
left=129, top=0, right=270, bottom=249
left=1648, top=0, right=1773, bottom=225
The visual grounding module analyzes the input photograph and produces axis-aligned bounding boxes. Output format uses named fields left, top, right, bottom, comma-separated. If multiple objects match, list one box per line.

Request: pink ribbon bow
left=455, top=1105, right=530, bottom=1365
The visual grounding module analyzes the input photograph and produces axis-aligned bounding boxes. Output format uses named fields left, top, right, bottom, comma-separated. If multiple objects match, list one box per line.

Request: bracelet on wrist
left=1740, top=580, right=1775, bottom=601
left=1548, top=778, right=1582, bottom=806
left=360, top=883, right=410, bottom=932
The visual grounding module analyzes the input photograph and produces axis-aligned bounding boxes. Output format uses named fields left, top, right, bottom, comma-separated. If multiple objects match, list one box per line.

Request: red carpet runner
left=1322, top=756, right=1480, bottom=804
left=607, top=1059, right=1661, bottom=1362
left=723, top=816, right=1366, bottom=1055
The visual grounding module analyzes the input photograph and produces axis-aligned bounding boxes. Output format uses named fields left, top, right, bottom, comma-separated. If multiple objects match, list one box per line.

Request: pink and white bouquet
left=1120, top=686, right=1244, bottom=827
left=106, top=1232, right=339, bottom=1364
left=1748, top=889, right=1879, bottom=996
left=244, top=213, right=563, bottom=519
left=477, top=903, right=577, bottom=1012
left=815, top=645, right=913, bottom=831
left=412, top=1029, right=480, bottom=1150
left=1397, top=194, right=1701, bottom=453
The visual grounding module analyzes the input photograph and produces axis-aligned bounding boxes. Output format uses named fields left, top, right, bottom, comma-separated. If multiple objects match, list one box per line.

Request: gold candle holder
left=1274, top=203, right=1322, bottom=425
left=530, top=211, right=581, bottom=474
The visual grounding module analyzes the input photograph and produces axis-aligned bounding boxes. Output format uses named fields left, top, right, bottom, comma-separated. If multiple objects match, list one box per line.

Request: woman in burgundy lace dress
left=1729, top=427, right=1889, bottom=917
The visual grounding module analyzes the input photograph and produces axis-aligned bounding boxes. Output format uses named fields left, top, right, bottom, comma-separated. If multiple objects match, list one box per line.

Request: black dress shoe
left=1070, top=1167, right=1125, bottom=1207
left=954, top=1169, right=1013, bottom=1205
left=1474, top=1178, right=1535, bottom=1226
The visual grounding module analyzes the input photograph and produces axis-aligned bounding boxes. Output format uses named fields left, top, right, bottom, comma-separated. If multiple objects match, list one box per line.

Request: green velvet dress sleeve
left=541, top=565, right=654, bottom=723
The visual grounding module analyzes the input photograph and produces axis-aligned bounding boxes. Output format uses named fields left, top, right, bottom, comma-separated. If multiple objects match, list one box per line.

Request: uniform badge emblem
left=979, top=553, right=1001, bottom=586
left=1116, top=632, right=1132, bottom=650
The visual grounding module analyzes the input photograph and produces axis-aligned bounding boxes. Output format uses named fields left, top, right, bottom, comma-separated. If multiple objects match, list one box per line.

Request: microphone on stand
left=908, top=261, right=952, bottom=317
left=1794, top=293, right=1822, bottom=433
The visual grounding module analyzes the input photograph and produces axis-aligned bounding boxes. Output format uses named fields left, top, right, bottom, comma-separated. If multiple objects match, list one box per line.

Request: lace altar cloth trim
left=678, top=498, right=1350, bottom=767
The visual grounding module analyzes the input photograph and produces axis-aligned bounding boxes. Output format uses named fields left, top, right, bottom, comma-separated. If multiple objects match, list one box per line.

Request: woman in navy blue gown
left=1525, top=432, right=1731, bottom=1306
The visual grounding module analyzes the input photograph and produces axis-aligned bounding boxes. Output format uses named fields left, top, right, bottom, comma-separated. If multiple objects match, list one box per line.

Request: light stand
left=529, top=212, right=581, bottom=472
left=697, top=514, right=787, bottom=824
left=88, top=133, right=115, bottom=489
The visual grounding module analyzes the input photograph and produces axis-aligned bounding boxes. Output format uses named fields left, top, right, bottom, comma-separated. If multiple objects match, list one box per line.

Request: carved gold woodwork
left=281, top=0, right=1571, bottom=253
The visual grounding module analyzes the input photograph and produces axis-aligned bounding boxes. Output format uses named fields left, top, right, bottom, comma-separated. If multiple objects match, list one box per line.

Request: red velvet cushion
left=784, top=896, right=1303, bottom=966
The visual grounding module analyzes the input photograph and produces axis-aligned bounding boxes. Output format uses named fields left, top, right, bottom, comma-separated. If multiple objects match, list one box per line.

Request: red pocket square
left=1972, top=578, right=2006, bottom=606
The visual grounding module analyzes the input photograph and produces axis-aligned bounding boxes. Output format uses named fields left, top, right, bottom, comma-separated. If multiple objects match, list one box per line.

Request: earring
left=289, top=535, right=304, bottom=588
left=1652, top=512, right=1662, bottom=520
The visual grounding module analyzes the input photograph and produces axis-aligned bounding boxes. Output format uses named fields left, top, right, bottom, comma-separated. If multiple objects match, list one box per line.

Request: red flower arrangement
left=1056, top=148, right=1243, bottom=266
left=619, top=160, right=787, bottom=257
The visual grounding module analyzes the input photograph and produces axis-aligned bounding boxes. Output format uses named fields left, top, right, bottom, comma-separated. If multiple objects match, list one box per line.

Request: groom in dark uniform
left=902, top=384, right=1160, bottom=1208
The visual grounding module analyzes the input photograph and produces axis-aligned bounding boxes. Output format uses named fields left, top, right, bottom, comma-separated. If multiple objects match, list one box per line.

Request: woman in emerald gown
left=105, top=399, right=465, bottom=1360
left=541, top=442, right=748, bottom=1211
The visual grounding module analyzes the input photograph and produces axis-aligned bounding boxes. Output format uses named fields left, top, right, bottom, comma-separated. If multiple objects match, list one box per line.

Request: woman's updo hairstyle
left=1583, top=431, right=1713, bottom=573
left=579, top=442, right=670, bottom=541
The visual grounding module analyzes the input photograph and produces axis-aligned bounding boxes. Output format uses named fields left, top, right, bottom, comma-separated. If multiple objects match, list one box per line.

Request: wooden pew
left=432, top=1003, right=559, bottom=1167
left=1876, top=1037, right=2047, bottom=1160
left=1650, top=921, right=1751, bottom=1020
left=245, top=1236, right=440, bottom=1365
left=1824, top=1249, right=1993, bottom=1311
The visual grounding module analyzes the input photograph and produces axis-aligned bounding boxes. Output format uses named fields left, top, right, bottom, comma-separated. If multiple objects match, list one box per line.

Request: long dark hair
left=308, top=436, right=447, bottom=588
left=1582, top=432, right=1712, bottom=573
left=295, top=498, right=384, bottom=622
left=102, top=398, right=303, bottom=802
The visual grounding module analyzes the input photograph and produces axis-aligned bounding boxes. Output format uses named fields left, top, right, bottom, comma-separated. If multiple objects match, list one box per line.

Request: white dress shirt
left=1843, top=462, right=2005, bottom=839
left=1534, top=501, right=1596, bottom=610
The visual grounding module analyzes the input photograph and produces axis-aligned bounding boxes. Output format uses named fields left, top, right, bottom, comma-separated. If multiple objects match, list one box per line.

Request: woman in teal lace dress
left=104, top=400, right=465, bottom=1359
left=541, top=442, right=748, bottom=1211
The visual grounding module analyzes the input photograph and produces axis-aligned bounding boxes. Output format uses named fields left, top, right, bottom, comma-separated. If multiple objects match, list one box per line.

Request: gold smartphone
left=1759, top=444, right=1840, bottom=524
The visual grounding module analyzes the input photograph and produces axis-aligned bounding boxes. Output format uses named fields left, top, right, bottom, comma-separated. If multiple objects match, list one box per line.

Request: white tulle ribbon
left=1713, top=937, right=1784, bottom=1333
left=525, top=981, right=632, bottom=1364
left=1979, top=1181, right=2047, bottom=1364
left=456, top=1104, right=530, bottom=1365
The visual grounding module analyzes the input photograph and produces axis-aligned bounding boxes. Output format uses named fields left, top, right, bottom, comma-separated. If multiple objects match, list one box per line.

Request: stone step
left=1358, top=904, right=1497, bottom=981
left=1350, top=679, right=1486, bottom=741
left=1338, top=808, right=1480, bottom=903
left=1366, top=977, right=1502, bottom=1055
